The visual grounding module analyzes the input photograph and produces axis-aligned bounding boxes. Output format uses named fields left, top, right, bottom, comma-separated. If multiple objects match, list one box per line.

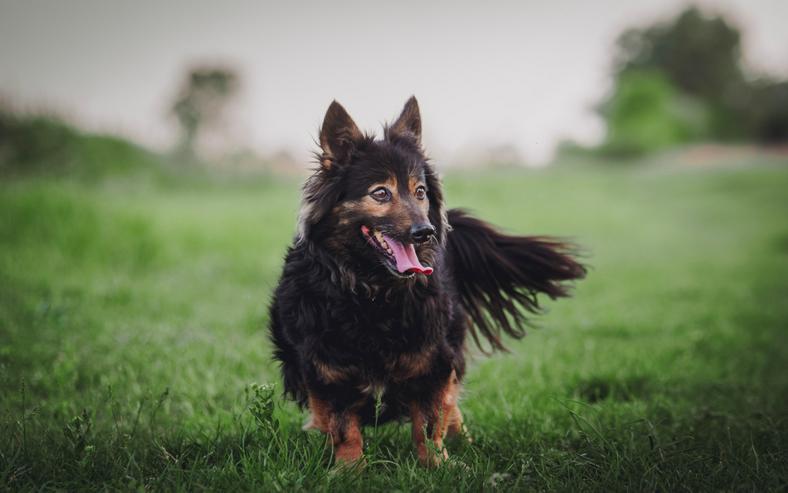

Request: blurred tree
left=0, top=107, right=162, bottom=179
left=749, top=80, right=788, bottom=144
left=599, top=6, right=788, bottom=154
left=614, top=8, right=744, bottom=102
left=599, top=70, right=711, bottom=156
left=171, top=67, right=239, bottom=159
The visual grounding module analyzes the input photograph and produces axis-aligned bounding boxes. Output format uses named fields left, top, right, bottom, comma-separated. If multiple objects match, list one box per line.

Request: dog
left=269, top=97, right=586, bottom=467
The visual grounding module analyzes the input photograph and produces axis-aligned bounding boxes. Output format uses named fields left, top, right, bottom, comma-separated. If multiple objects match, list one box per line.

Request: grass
left=1, top=157, right=787, bottom=491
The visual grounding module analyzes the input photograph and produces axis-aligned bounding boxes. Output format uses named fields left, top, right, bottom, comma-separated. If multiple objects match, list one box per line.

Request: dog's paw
left=417, top=447, right=449, bottom=468
left=446, top=426, right=474, bottom=444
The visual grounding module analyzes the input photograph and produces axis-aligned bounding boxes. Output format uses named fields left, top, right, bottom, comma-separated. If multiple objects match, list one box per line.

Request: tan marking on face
left=408, top=176, right=430, bottom=214
left=333, top=177, right=398, bottom=221
left=334, top=175, right=430, bottom=237
left=361, top=177, right=399, bottom=216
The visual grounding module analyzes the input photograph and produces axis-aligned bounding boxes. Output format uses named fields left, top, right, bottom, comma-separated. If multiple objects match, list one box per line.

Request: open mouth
left=361, top=225, right=433, bottom=277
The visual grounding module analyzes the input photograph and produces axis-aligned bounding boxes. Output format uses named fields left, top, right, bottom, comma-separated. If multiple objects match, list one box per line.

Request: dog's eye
left=370, top=187, right=391, bottom=202
left=415, top=186, right=427, bottom=200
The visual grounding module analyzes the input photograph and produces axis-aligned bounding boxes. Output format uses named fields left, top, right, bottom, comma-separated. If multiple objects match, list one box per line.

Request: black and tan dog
left=269, top=97, right=585, bottom=467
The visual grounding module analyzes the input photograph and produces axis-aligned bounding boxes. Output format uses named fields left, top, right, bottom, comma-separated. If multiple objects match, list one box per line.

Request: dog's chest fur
left=315, top=291, right=447, bottom=378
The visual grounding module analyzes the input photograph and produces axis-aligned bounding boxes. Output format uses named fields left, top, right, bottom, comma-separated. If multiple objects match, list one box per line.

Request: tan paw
left=417, top=447, right=449, bottom=468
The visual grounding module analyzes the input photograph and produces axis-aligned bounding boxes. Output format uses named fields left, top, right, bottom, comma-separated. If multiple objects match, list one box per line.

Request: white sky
left=1, top=0, right=786, bottom=165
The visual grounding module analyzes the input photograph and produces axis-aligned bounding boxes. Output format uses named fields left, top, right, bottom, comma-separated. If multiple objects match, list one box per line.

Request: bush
left=596, top=6, right=788, bottom=153
left=750, top=81, right=788, bottom=144
left=0, top=109, right=162, bottom=179
left=599, top=71, right=712, bottom=156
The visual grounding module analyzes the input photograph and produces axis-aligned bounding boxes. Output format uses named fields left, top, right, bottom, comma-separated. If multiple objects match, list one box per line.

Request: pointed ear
left=389, top=96, right=422, bottom=144
left=319, top=100, right=363, bottom=169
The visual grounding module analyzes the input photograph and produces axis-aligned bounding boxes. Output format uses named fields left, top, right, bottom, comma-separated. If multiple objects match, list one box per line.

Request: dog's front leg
left=409, top=369, right=460, bottom=467
left=445, top=402, right=469, bottom=440
left=410, top=401, right=448, bottom=467
left=307, top=392, right=364, bottom=466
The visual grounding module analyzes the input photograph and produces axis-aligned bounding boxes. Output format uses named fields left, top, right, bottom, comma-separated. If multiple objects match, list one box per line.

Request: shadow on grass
left=572, top=375, right=653, bottom=403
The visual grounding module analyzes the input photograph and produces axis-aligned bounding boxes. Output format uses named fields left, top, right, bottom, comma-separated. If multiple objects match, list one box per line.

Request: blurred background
left=1, top=0, right=787, bottom=170
left=1, top=1, right=787, bottom=490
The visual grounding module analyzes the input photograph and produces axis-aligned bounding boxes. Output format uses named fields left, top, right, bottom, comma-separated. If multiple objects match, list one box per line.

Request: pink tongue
left=383, top=234, right=433, bottom=275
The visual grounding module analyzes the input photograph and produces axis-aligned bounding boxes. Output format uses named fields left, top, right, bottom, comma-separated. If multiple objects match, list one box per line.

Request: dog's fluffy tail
left=446, top=209, right=587, bottom=352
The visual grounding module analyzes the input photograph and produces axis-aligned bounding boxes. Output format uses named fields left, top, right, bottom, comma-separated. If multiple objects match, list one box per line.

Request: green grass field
left=1, top=159, right=787, bottom=491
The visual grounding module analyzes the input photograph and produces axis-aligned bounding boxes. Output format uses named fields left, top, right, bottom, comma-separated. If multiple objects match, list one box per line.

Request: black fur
left=446, top=209, right=587, bottom=353
left=269, top=98, right=586, bottom=436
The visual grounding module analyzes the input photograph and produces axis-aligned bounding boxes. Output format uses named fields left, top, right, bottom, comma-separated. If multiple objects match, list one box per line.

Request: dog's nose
left=410, top=224, right=436, bottom=244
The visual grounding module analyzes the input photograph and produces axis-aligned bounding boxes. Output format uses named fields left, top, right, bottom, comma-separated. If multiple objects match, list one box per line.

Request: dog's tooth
left=371, top=230, right=394, bottom=255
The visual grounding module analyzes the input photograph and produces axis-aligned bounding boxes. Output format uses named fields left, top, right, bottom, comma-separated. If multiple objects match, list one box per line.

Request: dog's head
left=297, top=97, right=446, bottom=281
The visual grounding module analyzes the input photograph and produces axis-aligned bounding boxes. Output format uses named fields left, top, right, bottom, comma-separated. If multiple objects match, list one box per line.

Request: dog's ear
left=389, top=96, right=422, bottom=144
left=319, top=100, right=363, bottom=169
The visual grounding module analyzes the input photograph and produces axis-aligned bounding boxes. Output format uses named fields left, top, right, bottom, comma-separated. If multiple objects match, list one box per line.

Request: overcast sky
left=1, top=0, right=786, bottom=165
